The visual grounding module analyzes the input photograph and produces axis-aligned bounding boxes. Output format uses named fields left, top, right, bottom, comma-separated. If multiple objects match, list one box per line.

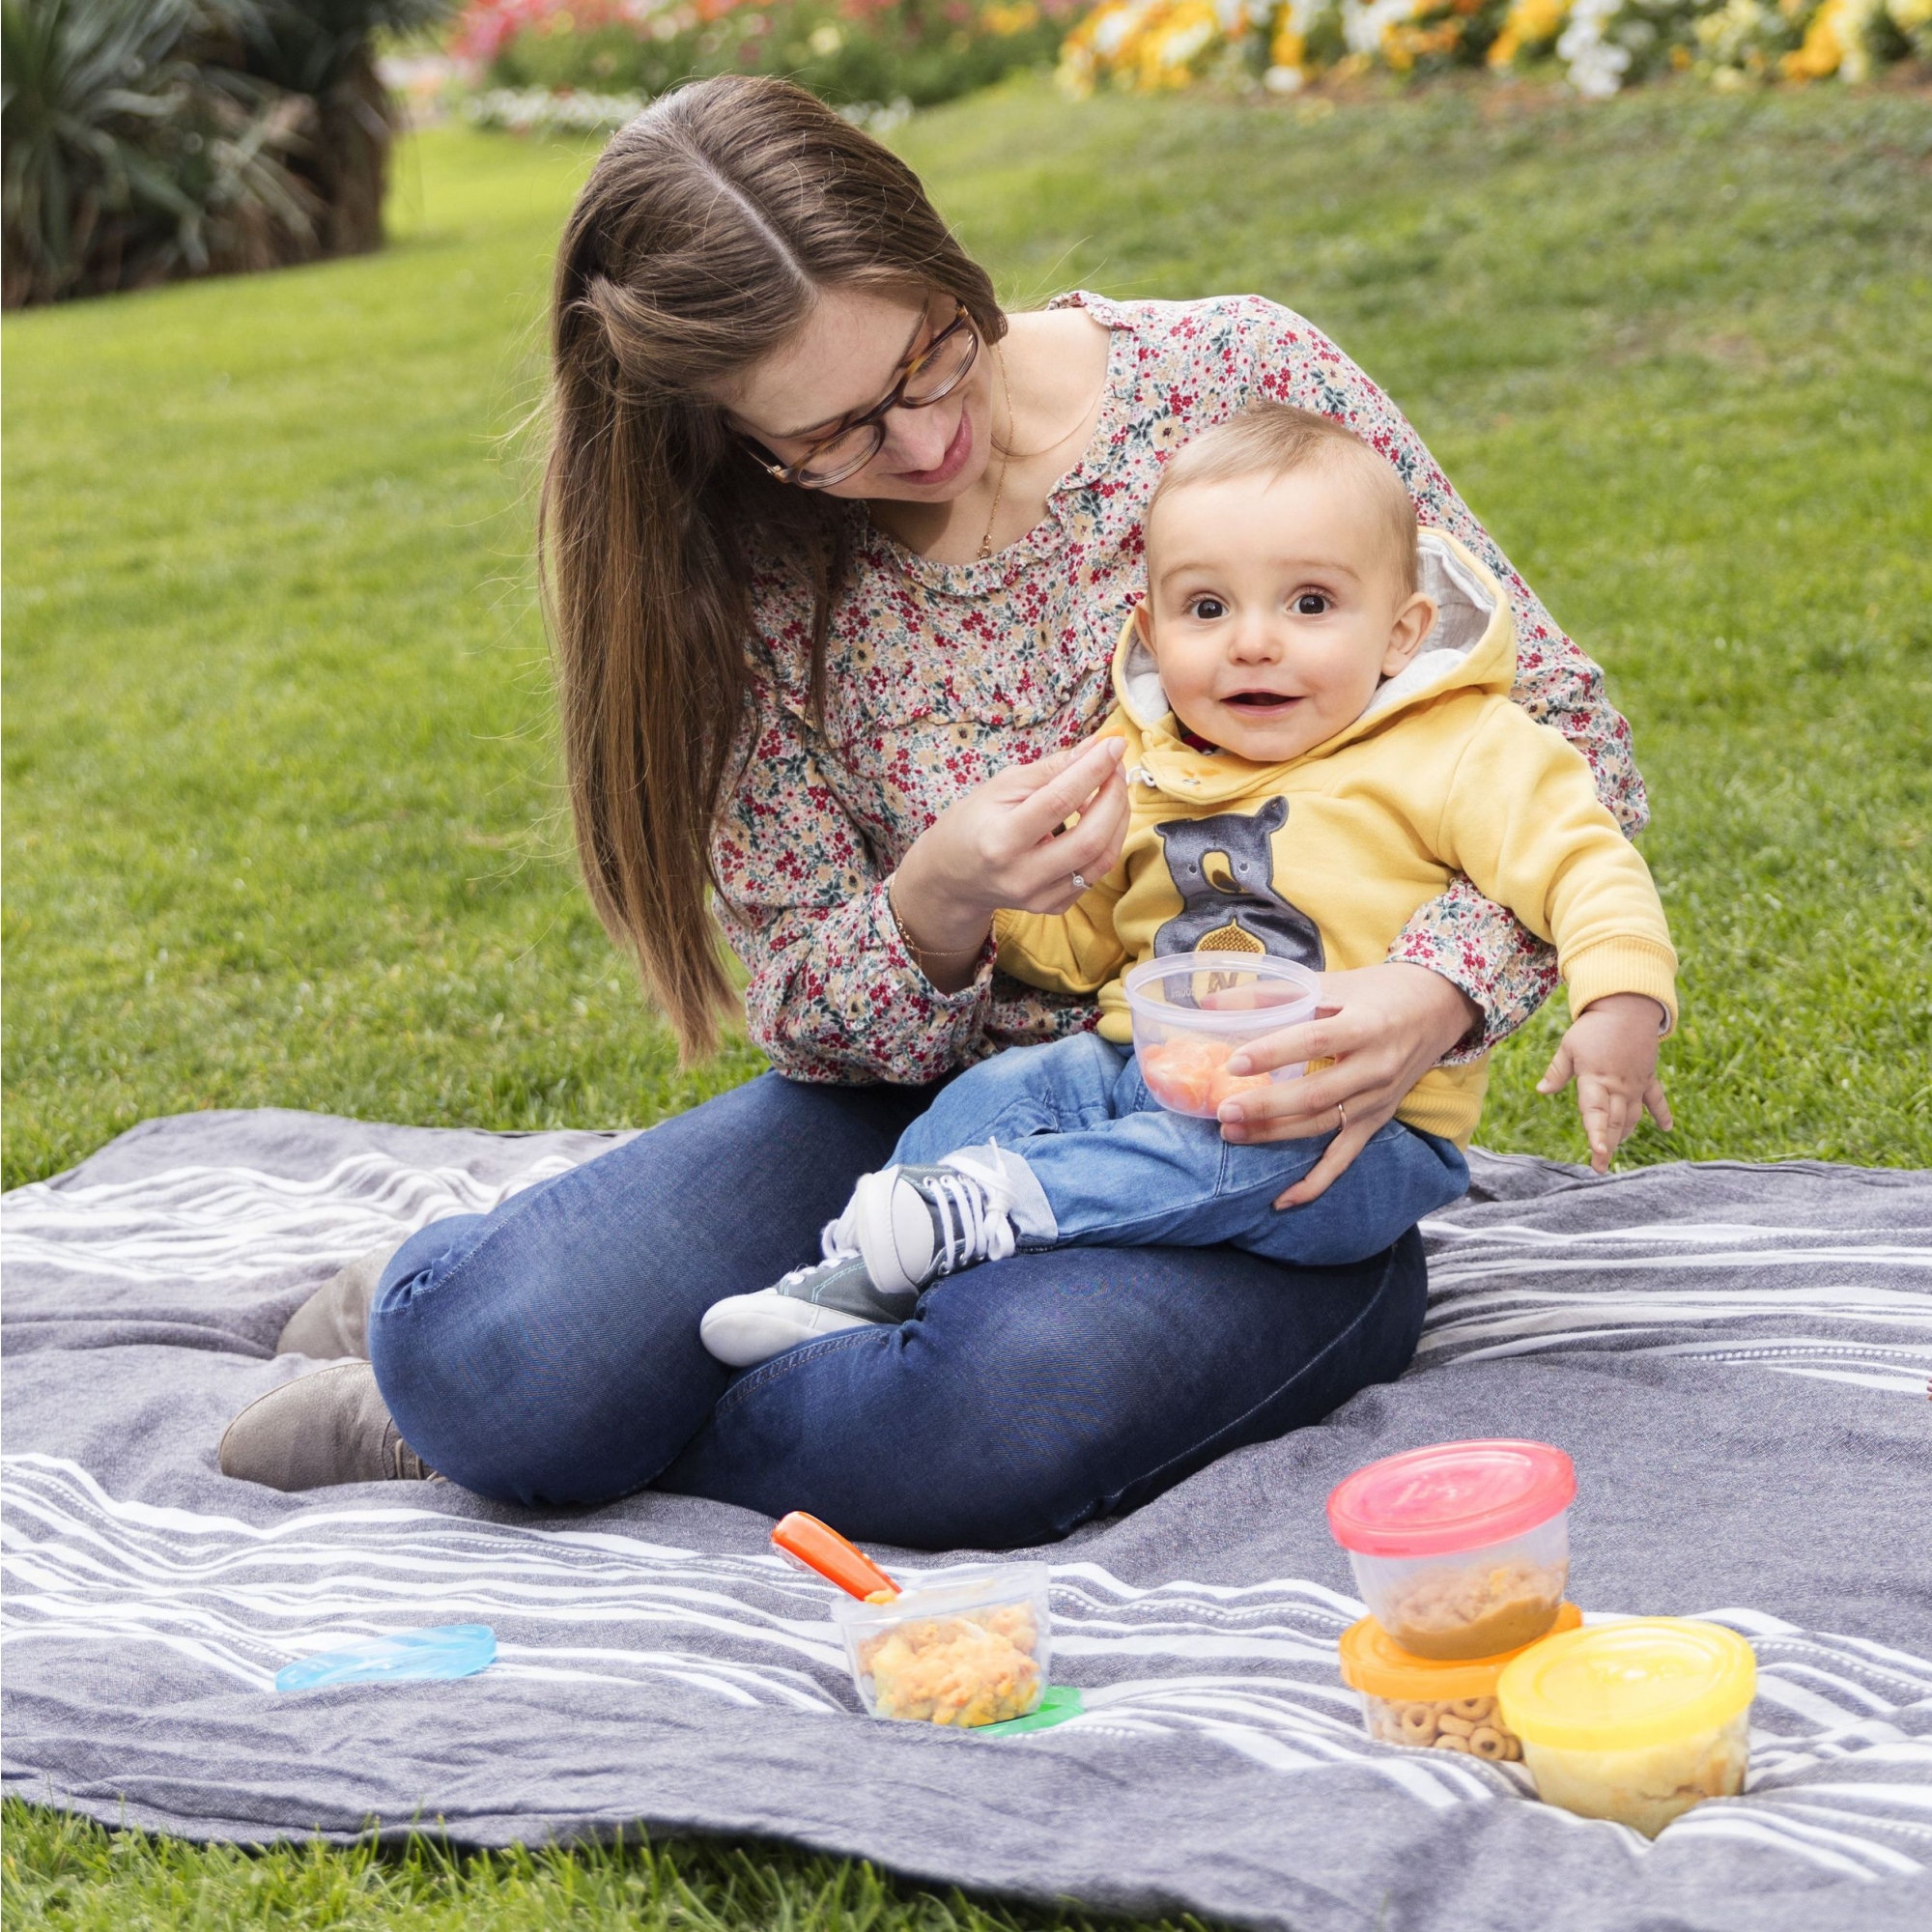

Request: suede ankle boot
left=218, top=1361, right=436, bottom=1491
left=276, top=1240, right=399, bottom=1358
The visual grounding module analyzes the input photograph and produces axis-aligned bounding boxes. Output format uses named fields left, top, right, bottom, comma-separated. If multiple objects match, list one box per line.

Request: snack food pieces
left=1338, top=1603, right=1581, bottom=1762
left=1327, top=1439, right=1577, bottom=1661
left=1378, top=1555, right=1569, bottom=1659
left=835, top=1562, right=1051, bottom=1728
left=1138, top=1035, right=1274, bottom=1116
left=1123, top=952, right=1319, bottom=1119
left=1362, top=1691, right=1521, bottom=1759
left=1498, top=1618, right=1756, bottom=1836
left=857, top=1604, right=1041, bottom=1727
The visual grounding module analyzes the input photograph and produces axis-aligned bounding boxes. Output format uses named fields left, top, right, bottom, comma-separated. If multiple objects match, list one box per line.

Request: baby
left=701, top=401, right=1678, bottom=1368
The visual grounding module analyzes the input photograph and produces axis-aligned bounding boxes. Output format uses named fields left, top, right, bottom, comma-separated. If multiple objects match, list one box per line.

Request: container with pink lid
left=1327, top=1439, right=1576, bottom=1662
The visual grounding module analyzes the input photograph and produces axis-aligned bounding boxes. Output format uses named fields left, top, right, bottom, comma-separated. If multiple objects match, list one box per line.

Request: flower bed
left=1054, top=0, right=1929, bottom=98
left=450, top=0, right=1079, bottom=115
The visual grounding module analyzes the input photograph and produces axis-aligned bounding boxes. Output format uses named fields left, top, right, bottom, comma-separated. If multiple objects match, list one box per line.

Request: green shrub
left=1, top=0, right=454, bottom=306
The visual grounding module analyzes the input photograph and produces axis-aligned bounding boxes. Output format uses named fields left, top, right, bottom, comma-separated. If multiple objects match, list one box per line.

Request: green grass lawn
left=4, top=71, right=1929, bottom=1932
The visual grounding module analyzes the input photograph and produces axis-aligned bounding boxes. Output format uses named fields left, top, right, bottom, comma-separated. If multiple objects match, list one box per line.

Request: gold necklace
left=976, top=349, right=1015, bottom=562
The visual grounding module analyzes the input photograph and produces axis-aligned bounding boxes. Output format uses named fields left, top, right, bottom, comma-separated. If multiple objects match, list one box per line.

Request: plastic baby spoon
left=771, top=1511, right=900, bottom=1602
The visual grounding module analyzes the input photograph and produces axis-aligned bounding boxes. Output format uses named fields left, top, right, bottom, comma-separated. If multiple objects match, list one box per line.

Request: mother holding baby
left=219, top=75, right=1647, bottom=1546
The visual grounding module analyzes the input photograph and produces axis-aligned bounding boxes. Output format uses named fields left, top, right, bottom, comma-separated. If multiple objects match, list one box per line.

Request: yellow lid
left=1339, top=1602, right=1582, bottom=1700
left=1497, top=1619, right=1756, bottom=1752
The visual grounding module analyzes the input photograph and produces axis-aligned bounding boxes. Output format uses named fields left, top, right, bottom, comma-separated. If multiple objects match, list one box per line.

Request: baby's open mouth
left=1223, top=691, right=1298, bottom=711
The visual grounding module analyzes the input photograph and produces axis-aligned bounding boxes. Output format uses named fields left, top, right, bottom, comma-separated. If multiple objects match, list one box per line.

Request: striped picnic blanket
left=3, top=1109, right=1928, bottom=1930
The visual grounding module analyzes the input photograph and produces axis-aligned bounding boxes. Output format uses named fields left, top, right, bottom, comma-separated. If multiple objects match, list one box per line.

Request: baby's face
left=1138, top=466, right=1435, bottom=763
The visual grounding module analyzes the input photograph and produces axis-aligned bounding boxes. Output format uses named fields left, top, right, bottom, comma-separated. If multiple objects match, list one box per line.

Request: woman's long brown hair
left=541, top=75, right=1004, bottom=1062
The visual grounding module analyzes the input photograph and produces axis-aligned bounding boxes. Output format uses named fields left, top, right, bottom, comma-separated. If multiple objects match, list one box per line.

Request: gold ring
left=1336, top=1100, right=1348, bottom=1132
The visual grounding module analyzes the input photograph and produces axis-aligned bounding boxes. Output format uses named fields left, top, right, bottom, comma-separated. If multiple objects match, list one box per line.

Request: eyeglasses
left=740, top=300, right=980, bottom=490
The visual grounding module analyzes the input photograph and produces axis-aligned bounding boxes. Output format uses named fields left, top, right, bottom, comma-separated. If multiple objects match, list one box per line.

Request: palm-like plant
left=2, top=0, right=452, bottom=305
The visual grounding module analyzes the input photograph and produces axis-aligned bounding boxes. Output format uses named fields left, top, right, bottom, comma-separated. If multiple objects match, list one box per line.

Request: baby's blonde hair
left=1148, top=400, right=1420, bottom=597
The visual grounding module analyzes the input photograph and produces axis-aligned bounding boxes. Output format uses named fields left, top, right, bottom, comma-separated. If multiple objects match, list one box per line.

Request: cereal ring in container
left=834, top=1563, right=1050, bottom=1729
left=1498, top=1618, right=1755, bottom=1837
left=1339, top=1603, right=1581, bottom=1760
left=1327, top=1440, right=1576, bottom=1660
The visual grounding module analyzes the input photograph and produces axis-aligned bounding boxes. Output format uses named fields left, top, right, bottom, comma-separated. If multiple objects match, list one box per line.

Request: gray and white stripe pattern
left=4, top=1113, right=1929, bottom=1931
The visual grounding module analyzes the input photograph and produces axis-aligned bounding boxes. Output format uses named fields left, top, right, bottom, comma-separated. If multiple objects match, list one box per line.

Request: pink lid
left=1326, top=1440, right=1576, bottom=1558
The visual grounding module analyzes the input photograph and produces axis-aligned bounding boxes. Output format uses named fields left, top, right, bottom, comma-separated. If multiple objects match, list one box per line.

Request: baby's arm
left=994, top=883, right=1131, bottom=998
left=1435, top=703, right=1678, bottom=1170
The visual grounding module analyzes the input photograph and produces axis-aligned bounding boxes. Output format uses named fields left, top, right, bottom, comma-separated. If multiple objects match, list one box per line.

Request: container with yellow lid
left=1497, top=1618, right=1755, bottom=1835
left=1338, top=1602, right=1582, bottom=1761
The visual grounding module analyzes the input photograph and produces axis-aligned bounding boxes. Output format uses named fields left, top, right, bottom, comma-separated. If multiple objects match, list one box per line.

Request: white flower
left=1264, top=61, right=1306, bottom=90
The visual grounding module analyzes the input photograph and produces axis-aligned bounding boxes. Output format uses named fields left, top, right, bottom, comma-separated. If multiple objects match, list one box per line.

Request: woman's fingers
left=1008, top=736, right=1125, bottom=841
left=1220, top=1063, right=1359, bottom=1139
left=1273, top=1107, right=1385, bottom=1209
left=1224, top=1007, right=1350, bottom=1077
left=1054, top=770, right=1130, bottom=872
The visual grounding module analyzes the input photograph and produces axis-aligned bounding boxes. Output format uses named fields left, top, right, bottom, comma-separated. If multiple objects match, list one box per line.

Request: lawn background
left=4, top=72, right=1930, bottom=1931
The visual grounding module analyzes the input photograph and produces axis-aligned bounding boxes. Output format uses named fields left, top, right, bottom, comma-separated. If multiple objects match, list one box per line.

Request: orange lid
left=1339, top=1601, right=1583, bottom=1700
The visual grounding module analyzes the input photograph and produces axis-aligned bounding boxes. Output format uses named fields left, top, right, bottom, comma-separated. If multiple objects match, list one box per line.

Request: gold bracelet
left=885, top=875, right=983, bottom=969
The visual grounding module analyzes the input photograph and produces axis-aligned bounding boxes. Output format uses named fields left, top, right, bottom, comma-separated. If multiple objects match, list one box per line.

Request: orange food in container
left=834, top=1563, right=1051, bottom=1728
left=1124, top=951, right=1320, bottom=1118
left=1327, top=1440, right=1576, bottom=1660
left=1338, top=1602, right=1582, bottom=1759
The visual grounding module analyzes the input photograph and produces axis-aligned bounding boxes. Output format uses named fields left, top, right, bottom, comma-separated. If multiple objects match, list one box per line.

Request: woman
left=219, top=76, right=1644, bottom=1548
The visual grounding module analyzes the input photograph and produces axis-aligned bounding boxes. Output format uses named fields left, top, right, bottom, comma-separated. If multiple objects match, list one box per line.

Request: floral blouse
left=711, top=293, right=1647, bottom=1085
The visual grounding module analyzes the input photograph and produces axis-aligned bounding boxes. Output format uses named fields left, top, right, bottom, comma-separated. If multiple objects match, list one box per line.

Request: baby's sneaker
left=825, top=1146, right=1056, bottom=1299
left=698, top=1252, right=913, bottom=1369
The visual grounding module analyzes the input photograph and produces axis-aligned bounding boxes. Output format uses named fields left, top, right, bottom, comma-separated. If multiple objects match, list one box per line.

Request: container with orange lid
left=1497, top=1619, right=1755, bottom=1835
left=1339, top=1603, right=1582, bottom=1761
left=1327, top=1439, right=1576, bottom=1660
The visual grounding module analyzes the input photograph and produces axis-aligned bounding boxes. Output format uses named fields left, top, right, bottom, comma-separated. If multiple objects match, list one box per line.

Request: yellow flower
left=982, top=1, right=1040, bottom=36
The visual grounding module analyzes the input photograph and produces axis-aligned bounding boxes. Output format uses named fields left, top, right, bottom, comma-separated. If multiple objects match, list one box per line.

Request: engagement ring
left=1069, top=870, right=1090, bottom=894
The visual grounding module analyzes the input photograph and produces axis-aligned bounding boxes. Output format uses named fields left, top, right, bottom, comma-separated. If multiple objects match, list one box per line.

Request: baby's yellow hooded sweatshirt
left=994, top=531, right=1677, bottom=1148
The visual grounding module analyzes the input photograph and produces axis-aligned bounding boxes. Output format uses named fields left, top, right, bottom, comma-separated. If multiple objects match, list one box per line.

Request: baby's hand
left=1536, top=993, right=1673, bottom=1174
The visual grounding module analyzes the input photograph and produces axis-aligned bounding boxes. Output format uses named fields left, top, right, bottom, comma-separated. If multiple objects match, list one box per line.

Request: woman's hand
left=890, top=735, right=1129, bottom=991
left=1215, top=963, right=1481, bottom=1208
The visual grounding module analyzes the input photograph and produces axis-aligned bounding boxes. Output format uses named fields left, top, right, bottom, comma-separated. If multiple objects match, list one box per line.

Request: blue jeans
left=895, top=1034, right=1469, bottom=1269
left=367, top=1069, right=1429, bottom=1548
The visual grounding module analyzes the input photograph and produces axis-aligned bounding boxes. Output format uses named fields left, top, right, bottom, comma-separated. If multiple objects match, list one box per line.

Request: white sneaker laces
left=923, top=1161, right=1017, bottom=1276
left=786, top=1245, right=857, bottom=1287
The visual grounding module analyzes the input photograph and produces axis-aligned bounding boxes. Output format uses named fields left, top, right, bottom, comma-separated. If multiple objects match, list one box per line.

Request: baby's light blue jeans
left=893, top=1032, right=1469, bottom=1268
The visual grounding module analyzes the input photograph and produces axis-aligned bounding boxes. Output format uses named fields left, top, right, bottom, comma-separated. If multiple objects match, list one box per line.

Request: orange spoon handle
left=771, top=1512, right=899, bottom=1601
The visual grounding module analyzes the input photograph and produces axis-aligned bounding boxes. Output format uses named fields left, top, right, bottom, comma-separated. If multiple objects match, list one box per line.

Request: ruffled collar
left=864, top=291, right=1141, bottom=599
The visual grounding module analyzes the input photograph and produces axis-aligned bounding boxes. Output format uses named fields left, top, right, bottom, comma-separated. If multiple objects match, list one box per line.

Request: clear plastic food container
left=1123, top=952, right=1321, bottom=1119
left=833, top=1562, right=1050, bottom=1728
left=1338, top=1602, right=1582, bottom=1760
left=1327, top=1440, right=1576, bottom=1661
left=1498, top=1619, right=1755, bottom=1836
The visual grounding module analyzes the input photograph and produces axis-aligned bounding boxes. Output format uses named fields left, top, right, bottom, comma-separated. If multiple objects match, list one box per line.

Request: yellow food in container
left=834, top=1562, right=1050, bottom=1728
left=1339, top=1602, right=1582, bottom=1760
left=1497, top=1618, right=1755, bottom=1836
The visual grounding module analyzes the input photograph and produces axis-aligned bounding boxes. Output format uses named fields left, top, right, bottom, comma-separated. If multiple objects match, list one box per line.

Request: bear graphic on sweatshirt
left=1151, top=797, right=1325, bottom=970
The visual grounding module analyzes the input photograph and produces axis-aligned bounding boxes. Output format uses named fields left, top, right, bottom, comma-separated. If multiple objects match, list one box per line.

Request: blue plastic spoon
left=274, top=1623, right=497, bottom=1691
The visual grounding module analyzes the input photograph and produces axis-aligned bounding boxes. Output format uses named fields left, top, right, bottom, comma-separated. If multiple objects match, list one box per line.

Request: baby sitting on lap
left=701, top=400, right=1677, bottom=1369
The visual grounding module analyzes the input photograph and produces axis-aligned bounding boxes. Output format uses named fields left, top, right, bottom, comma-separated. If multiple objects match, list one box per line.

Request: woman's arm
left=1241, top=296, right=1648, bottom=1053
left=712, top=675, right=1129, bottom=1084
left=711, top=680, right=995, bottom=1085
